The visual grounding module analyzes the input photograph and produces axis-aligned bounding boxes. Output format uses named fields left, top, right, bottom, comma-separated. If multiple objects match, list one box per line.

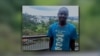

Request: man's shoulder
left=49, top=22, right=58, bottom=28
left=68, top=23, right=76, bottom=29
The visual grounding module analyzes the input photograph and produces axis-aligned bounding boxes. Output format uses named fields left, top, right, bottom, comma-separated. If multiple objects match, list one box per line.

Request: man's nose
left=61, top=14, right=67, bottom=18
left=61, top=14, right=65, bottom=17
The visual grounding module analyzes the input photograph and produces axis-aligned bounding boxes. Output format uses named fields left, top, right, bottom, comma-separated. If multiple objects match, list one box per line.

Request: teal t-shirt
left=47, top=22, right=78, bottom=51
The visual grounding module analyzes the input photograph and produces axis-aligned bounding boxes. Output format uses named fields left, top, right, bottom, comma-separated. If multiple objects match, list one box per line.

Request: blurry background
left=0, top=0, right=100, bottom=56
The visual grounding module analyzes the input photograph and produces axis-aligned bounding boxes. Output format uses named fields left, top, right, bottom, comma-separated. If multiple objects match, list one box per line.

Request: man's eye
left=58, top=15, right=66, bottom=17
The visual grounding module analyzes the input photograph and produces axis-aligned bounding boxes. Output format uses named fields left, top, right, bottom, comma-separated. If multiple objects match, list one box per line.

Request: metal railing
left=22, top=35, right=49, bottom=51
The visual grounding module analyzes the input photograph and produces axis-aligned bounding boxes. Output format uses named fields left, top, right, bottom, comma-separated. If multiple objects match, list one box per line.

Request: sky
left=22, top=6, right=79, bottom=17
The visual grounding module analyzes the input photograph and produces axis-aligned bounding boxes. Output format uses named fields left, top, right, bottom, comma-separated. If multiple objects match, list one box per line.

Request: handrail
left=22, top=35, right=48, bottom=39
left=22, top=33, right=79, bottom=39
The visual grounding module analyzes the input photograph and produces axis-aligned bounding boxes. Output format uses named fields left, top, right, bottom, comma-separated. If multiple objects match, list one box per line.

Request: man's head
left=58, top=7, right=69, bottom=24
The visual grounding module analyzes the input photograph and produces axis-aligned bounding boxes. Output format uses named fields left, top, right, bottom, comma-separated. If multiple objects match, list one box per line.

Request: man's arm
left=70, top=26, right=77, bottom=51
left=49, top=37, right=53, bottom=50
left=47, top=25, right=53, bottom=50
left=70, top=39, right=75, bottom=51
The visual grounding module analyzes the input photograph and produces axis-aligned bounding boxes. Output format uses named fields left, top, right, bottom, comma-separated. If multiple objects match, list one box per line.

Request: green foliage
left=22, top=13, right=57, bottom=35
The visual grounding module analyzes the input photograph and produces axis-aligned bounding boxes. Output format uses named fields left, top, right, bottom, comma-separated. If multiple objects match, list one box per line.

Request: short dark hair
left=58, top=7, right=69, bottom=15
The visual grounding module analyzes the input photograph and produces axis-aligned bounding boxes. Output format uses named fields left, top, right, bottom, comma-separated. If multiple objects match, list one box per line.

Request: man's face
left=58, top=10, right=68, bottom=23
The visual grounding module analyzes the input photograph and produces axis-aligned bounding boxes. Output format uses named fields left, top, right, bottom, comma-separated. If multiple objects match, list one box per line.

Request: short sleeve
left=47, top=26, right=53, bottom=38
left=70, top=27, right=78, bottom=40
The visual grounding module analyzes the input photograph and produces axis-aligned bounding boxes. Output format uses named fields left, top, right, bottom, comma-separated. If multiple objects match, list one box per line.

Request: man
left=47, top=7, right=78, bottom=51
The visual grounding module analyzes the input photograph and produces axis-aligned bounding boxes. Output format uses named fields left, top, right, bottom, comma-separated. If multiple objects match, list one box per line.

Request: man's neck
left=59, top=22, right=66, bottom=27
